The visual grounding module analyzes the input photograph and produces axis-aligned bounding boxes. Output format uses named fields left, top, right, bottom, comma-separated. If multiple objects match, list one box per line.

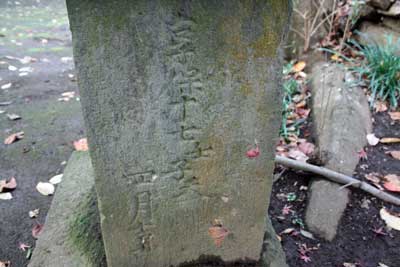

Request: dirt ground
left=270, top=111, right=400, bottom=267
left=0, top=1, right=84, bottom=266
left=0, top=1, right=399, bottom=267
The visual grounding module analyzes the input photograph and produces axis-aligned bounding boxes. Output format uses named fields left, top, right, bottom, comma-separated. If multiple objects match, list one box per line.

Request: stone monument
left=66, top=1, right=290, bottom=266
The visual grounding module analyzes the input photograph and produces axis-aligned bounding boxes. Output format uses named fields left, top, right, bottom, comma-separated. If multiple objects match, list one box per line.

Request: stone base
left=28, top=152, right=287, bottom=267
left=28, top=152, right=104, bottom=267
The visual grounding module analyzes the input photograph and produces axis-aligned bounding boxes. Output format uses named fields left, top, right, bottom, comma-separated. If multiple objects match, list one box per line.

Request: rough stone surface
left=379, top=0, right=400, bottom=16
left=306, top=63, right=372, bottom=241
left=382, top=17, right=400, bottom=33
left=368, top=0, right=392, bottom=10
left=29, top=152, right=96, bottom=267
left=358, top=22, right=400, bottom=55
left=66, top=1, right=290, bottom=267
left=306, top=180, right=350, bottom=241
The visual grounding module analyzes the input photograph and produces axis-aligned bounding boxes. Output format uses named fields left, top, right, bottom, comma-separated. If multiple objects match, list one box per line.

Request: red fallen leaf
left=18, top=243, right=30, bottom=252
left=4, top=131, right=24, bottom=145
left=298, top=141, right=315, bottom=156
left=32, top=224, right=44, bottom=239
left=300, top=254, right=311, bottom=263
left=282, top=204, right=294, bottom=215
left=383, top=174, right=400, bottom=192
left=296, top=108, right=310, bottom=118
left=0, top=177, right=17, bottom=192
left=73, top=138, right=89, bottom=151
left=246, top=146, right=260, bottom=159
left=358, top=149, right=368, bottom=160
left=208, top=226, right=229, bottom=247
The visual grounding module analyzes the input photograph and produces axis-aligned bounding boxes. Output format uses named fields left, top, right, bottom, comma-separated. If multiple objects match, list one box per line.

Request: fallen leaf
left=49, top=174, right=63, bottom=185
left=383, top=174, right=400, bottom=192
left=374, top=101, right=388, bottom=112
left=380, top=208, right=400, bottom=231
left=246, top=146, right=260, bottom=159
left=298, top=141, right=315, bottom=156
left=293, top=61, right=306, bottom=73
left=6, top=113, right=21, bottom=121
left=288, top=149, right=309, bottom=162
left=1, top=83, right=12, bottom=90
left=367, top=133, right=380, bottom=146
left=8, top=65, right=17, bottom=71
left=380, top=137, right=400, bottom=144
left=36, top=182, right=55, bottom=196
left=4, top=131, right=24, bottom=145
left=378, top=263, right=389, bottom=267
left=387, top=151, right=400, bottom=160
left=343, top=263, right=357, bottom=267
left=73, top=138, right=89, bottom=151
left=300, top=254, right=311, bottom=263
left=357, top=149, right=368, bottom=160
left=300, top=230, right=315, bottom=240
left=0, top=261, right=10, bottom=267
left=32, top=224, right=44, bottom=239
left=18, top=243, right=30, bottom=252
left=331, top=54, right=341, bottom=62
left=29, top=209, right=39, bottom=218
left=208, top=225, right=229, bottom=247
left=389, top=112, right=400, bottom=121
left=280, top=228, right=296, bottom=235
left=0, top=177, right=17, bottom=192
left=0, top=193, right=12, bottom=200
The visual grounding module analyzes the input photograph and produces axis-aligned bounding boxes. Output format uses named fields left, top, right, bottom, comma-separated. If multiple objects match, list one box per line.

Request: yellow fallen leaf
left=380, top=137, right=400, bottom=144
left=331, top=54, right=341, bottom=61
left=292, top=61, right=306, bottom=73
left=380, top=208, right=400, bottom=231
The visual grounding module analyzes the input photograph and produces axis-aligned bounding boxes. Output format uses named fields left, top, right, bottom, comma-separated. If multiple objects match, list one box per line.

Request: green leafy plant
left=321, top=35, right=400, bottom=108
left=280, top=77, right=300, bottom=139
left=351, top=35, right=400, bottom=108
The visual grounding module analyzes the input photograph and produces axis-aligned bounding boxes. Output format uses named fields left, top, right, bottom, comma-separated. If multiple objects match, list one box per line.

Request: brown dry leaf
left=387, top=151, right=400, bottom=160
left=380, top=137, right=400, bottom=144
left=389, top=112, right=400, bottom=121
left=380, top=208, right=400, bottom=231
left=32, top=224, right=44, bottom=239
left=288, top=149, right=309, bottom=162
left=365, top=173, right=384, bottom=190
left=383, top=174, right=400, bottom=193
left=293, top=61, right=306, bottom=73
left=73, top=138, right=89, bottom=151
left=208, top=225, right=229, bottom=247
left=0, top=177, right=17, bottom=192
left=295, top=100, right=307, bottom=109
left=374, top=101, right=388, bottom=112
left=4, top=131, right=24, bottom=145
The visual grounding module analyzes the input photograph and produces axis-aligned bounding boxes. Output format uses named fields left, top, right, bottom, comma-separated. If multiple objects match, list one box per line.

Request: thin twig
left=275, top=155, right=400, bottom=206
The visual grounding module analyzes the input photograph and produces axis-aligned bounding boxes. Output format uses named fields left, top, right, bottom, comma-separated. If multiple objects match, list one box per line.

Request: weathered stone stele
left=66, top=1, right=290, bottom=266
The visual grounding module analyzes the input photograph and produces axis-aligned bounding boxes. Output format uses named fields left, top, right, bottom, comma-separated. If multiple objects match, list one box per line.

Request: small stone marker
left=306, top=63, right=372, bottom=241
left=67, top=1, right=290, bottom=266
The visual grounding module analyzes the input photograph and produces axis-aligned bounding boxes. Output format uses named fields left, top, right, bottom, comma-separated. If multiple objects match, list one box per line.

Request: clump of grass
left=68, top=187, right=106, bottom=267
left=324, top=35, right=400, bottom=108
left=351, top=35, right=400, bottom=108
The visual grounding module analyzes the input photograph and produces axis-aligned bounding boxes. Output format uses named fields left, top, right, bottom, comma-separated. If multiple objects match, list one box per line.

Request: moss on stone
left=68, top=187, right=106, bottom=267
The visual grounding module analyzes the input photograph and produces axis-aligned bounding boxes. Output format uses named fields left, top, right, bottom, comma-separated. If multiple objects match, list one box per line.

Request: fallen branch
left=275, top=155, right=400, bottom=206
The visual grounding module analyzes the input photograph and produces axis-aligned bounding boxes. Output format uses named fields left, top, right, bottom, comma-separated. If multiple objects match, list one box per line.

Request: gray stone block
left=66, top=1, right=290, bottom=266
left=29, top=152, right=100, bottom=267
left=306, top=63, right=372, bottom=241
